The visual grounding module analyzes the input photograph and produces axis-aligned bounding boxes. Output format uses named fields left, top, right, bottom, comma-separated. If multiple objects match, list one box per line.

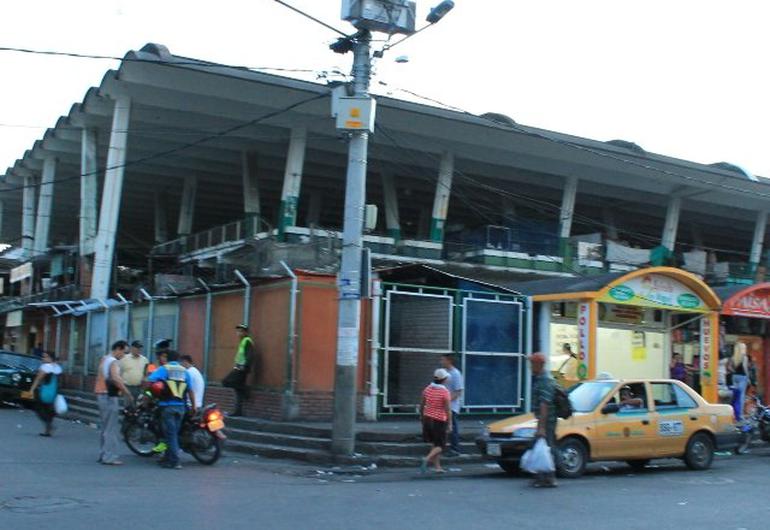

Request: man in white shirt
left=181, top=355, right=205, bottom=409
left=440, top=354, right=464, bottom=456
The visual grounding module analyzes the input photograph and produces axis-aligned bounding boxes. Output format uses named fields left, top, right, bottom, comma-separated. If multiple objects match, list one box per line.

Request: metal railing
left=0, top=284, right=80, bottom=314
left=151, top=216, right=271, bottom=256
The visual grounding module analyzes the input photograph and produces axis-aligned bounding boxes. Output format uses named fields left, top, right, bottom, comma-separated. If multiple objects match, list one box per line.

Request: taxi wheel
left=557, top=438, right=587, bottom=478
left=684, top=432, right=714, bottom=471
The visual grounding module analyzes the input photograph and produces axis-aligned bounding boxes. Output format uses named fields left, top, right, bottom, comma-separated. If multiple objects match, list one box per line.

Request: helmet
left=149, top=381, right=165, bottom=398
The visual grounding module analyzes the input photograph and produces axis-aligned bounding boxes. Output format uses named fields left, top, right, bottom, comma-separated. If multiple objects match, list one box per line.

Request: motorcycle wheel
left=124, top=422, right=160, bottom=457
left=188, top=428, right=222, bottom=465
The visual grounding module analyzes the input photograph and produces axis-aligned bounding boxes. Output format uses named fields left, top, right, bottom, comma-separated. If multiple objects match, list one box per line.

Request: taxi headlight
left=11, top=373, right=21, bottom=383
left=514, top=428, right=537, bottom=439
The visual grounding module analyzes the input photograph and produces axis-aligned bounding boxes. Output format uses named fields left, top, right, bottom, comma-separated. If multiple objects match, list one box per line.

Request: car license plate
left=208, top=419, right=225, bottom=432
left=488, top=443, right=501, bottom=457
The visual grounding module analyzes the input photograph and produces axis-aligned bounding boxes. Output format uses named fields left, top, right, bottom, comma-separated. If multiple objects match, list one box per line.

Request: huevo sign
left=600, top=273, right=708, bottom=312
left=722, top=287, right=770, bottom=319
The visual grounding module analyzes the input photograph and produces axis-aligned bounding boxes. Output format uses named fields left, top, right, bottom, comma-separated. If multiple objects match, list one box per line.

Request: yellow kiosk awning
left=515, top=267, right=721, bottom=403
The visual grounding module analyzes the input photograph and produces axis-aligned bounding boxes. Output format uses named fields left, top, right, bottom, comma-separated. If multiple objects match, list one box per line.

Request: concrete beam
left=33, top=157, right=56, bottom=255
left=80, top=128, right=98, bottom=255
left=429, top=152, right=454, bottom=242
left=278, top=127, right=307, bottom=237
left=242, top=151, right=261, bottom=218
left=92, top=96, right=131, bottom=299
left=177, top=175, right=198, bottom=237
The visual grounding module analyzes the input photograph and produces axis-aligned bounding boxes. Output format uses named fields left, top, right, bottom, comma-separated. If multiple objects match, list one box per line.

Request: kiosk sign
left=577, top=302, right=591, bottom=380
left=602, top=273, right=707, bottom=312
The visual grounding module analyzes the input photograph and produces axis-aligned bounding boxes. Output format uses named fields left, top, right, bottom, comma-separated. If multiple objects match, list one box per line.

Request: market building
left=2, top=44, right=770, bottom=419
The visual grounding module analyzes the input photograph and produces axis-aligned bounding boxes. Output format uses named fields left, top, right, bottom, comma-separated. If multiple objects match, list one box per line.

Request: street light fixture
left=426, top=0, right=455, bottom=23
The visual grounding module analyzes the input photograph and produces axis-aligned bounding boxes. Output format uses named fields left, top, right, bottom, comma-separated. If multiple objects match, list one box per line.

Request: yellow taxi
left=476, top=378, right=739, bottom=477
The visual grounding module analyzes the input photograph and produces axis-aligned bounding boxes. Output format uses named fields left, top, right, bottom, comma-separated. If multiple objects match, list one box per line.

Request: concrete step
left=226, top=417, right=331, bottom=439
left=225, top=440, right=339, bottom=465
left=225, top=428, right=331, bottom=451
left=225, top=439, right=484, bottom=468
left=355, top=440, right=478, bottom=456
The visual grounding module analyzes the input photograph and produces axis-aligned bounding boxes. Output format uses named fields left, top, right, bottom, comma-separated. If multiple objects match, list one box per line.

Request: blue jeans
left=160, top=405, right=185, bottom=465
left=450, top=412, right=460, bottom=452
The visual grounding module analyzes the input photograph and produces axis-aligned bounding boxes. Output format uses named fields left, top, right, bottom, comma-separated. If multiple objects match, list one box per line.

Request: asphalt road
left=1, top=406, right=768, bottom=530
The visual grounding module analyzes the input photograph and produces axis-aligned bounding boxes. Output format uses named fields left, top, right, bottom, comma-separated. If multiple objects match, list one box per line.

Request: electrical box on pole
left=341, top=0, right=417, bottom=35
left=334, top=96, right=376, bottom=133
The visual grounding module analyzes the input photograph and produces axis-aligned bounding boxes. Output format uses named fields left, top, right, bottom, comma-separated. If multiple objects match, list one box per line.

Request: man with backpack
left=530, top=352, right=560, bottom=488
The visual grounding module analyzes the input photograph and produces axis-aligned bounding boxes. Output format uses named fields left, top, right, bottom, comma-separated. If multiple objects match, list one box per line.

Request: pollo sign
left=722, top=288, right=770, bottom=319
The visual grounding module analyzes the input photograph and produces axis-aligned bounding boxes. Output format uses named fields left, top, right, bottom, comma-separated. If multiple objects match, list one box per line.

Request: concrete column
left=33, top=157, right=56, bottom=256
left=381, top=170, right=401, bottom=240
left=306, top=191, right=322, bottom=226
left=502, top=197, right=516, bottom=225
left=91, top=96, right=131, bottom=300
left=154, top=190, right=168, bottom=244
left=602, top=207, right=618, bottom=240
left=80, top=128, right=99, bottom=255
left=429, top=151, right=454, bottom=242
left=559, top=175, right=579, bottom=239
left=691, top=225, right=704, bottom=248
left=242, top=151, right=261, bottom=219
left=22, top=175, right=36, bottom=256
left=661, top=196, right=682, bottom=251
left=750, top=210, right=768, bottom=268
left=176, top=175, right=197, bottom=237
left=278, top=127, right=307, bottom=238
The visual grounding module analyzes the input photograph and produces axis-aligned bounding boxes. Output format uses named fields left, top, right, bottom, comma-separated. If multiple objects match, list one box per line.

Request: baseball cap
left=130, top=340, right=143, bottom=348
left=433, top=368, right=450, bottom=381
left=235, top=324, right=249, bottom=331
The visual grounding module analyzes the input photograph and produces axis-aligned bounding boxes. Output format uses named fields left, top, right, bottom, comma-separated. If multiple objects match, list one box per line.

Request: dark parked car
left=0, top=351, right=41, bottom=403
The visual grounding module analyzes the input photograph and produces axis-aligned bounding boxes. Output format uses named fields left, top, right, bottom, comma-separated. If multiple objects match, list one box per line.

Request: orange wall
left=209, top=292, right=245, bottom=382
left=250, top=283, right=289, bottom=389
left=295, top=274, right=369, bottom=393
left=297, top=279, right=338, bottom=391
left=178, top=297, right=206, bottom=367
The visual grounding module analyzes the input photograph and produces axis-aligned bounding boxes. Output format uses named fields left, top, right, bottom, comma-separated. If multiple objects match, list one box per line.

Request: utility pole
left=329, top=0, right=455, bottom=456
left=331, top=31, right=372, bottom=456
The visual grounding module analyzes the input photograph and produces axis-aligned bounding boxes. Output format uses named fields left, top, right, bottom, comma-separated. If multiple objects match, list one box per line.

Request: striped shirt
left=422, top=383, right=451, bottom=422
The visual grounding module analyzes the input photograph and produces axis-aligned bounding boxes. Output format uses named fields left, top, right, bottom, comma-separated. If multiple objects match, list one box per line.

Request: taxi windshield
left=567, top=382, right=616, bottom=413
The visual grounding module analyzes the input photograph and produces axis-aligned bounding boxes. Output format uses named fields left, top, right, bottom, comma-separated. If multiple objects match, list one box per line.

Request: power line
left=0, top=46, right=318, bottom=74
left=374, top=123, right=754, bottom=260
left=1, top=92, right=328, bottom=193
left=273, top=0, right=349, bottom=37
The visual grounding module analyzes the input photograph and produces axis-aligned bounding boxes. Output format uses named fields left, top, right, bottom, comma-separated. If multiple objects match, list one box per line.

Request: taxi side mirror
left=601, top=403, right=620, bottom=415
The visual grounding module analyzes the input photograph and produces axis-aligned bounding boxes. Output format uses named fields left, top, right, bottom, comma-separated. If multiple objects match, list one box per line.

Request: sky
left=2, top=0, right=770, bottom=177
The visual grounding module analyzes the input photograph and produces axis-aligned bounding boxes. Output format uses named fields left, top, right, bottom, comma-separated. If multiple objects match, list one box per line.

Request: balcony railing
left=152, top=216, right=271, bottom=257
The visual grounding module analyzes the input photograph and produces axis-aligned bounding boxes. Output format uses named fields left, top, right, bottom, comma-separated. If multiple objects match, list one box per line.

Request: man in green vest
left=222, top=324, right=255, bottom=416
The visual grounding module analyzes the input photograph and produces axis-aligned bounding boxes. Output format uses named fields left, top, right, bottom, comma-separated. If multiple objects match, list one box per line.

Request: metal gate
left=381, top=284, right=529, bottom=414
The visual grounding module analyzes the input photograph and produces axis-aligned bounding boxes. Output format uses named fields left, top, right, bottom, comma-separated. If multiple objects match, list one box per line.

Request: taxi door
left=650, top=381, right=699, bottom=457
left=593, top=383, right=658, bottom=460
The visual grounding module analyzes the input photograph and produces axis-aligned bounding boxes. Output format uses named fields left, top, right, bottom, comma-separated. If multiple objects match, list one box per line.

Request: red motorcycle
left=123, top=394, right=226, bottom=465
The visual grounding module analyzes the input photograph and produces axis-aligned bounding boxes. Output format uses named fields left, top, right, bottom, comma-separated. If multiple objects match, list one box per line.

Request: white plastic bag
left=520, top=438, right=555, bottom=474
left=54, top=394, right=68, bottom=416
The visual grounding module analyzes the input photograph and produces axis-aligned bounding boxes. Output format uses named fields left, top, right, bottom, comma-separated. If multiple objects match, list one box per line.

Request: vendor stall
left=519, top=267, right=721, bottom=402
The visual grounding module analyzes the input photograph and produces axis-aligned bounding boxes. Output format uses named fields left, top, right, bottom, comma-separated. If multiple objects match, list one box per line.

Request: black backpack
left=553, top=384, right=573, bottom=419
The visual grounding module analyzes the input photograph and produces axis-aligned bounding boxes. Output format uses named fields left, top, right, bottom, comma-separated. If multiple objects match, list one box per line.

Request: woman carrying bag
left=29, top=352, right=63, bottom=437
